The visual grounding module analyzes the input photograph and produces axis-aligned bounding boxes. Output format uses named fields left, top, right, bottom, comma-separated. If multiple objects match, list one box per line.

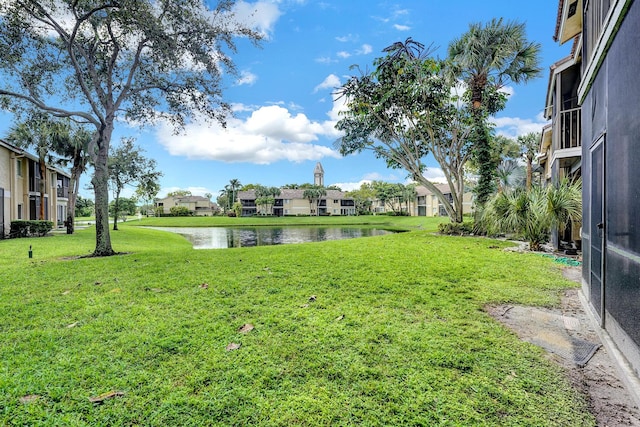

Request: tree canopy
left=108, top=137, right=161, bottom=230
left=335, top=38, right=474, bottom=223
left=0, top=0, right=262, bottom=255
left=448, top=18, right=541, bottom=209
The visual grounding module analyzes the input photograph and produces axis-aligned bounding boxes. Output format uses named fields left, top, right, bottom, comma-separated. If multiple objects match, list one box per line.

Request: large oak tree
left=0, top=0, right=261, bottom=255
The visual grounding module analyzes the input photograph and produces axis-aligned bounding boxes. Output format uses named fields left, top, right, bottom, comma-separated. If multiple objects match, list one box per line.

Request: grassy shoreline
left=0, top=219, right=593, bottom=425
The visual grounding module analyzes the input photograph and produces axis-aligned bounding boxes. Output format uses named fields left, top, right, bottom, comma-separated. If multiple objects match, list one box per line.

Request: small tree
left=75, top=195, right=94, bottom=218
left=108, top=138, right=161, bottom=230
left=109, top=197, right=137, bottom=218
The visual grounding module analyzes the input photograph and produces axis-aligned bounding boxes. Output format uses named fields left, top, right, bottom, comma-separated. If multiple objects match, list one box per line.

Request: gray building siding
left=582, top=1, right=640, bottom=374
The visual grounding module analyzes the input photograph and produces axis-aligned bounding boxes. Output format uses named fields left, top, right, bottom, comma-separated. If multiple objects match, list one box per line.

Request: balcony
left=558, top=107, right=581, bottom=150
left=551, top=107, right=582, bottom=170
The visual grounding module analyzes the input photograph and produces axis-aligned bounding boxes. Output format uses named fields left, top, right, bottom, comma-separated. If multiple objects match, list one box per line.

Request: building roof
left=238, top=188, right=352, bottom=200
left=416, top=183, right=454, bottom=196
left=0, top=138, right=71, bottom=178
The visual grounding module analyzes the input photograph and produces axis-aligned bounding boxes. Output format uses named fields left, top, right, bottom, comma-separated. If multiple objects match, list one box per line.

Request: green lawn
left=0, top=219, right=593, bottom=426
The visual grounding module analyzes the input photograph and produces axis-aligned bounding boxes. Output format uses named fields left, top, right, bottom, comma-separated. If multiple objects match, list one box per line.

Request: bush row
left=10, top=220, right=54, bottom=238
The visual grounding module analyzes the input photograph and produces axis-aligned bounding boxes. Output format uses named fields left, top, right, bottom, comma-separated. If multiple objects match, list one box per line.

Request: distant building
left=0, top=139, right=71, bottom=238
left=237, top=163, right=356, bottom=216
left=154, top=195, right=218, bottom=216
left=373, top=184, right=473, bottom=217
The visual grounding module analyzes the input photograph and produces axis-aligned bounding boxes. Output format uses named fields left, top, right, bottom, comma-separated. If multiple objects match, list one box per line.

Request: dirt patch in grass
left=486, top=267, right=640, bottom=427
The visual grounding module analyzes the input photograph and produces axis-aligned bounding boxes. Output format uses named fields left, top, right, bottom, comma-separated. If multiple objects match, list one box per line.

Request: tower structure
left=313, top=162, right=324, bottom=187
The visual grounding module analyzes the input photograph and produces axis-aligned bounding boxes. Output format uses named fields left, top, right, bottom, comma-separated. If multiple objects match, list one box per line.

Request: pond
left=148, top=226, right=395, bottom=249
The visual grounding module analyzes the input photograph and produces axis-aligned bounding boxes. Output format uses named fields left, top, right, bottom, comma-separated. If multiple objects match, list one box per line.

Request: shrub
left=10, top=220, right=54, bottom=238
left=170, top=206, right=191, bottom=216
left=438, top=221, right=474, bottom=235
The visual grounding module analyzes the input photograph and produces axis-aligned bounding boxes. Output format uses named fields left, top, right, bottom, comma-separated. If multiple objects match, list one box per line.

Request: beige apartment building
left=0, top=139, right=71, bottom=238
left=154, top=194, right=219, bottom=216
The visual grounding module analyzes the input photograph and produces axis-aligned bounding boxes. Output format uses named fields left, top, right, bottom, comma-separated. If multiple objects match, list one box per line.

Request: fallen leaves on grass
left=19, top=395, right=41, bottom=404
left=309, top=295, right=317, bottom=302
left=335, top=314, right=345, bottom=321
left=226, top=343, right=241, bottom=351
left=238, top=324, right=254, bottom=334
left=199, top=283, right=209, bottom=289
left=88, top=391, right=125, bottom=404
left=66, top=322, right=79, bottom=328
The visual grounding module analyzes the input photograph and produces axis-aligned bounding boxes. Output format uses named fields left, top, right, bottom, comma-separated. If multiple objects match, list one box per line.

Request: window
left=16, top=160, right=22, bottom=177
left=17, top=203, right=23, bottom=219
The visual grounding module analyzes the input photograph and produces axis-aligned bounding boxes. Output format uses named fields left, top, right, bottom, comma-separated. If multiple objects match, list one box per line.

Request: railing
left=585, top=0, right=612, bottom=62
left=558, top=107, right=582, bottom=150
left=57, top=187, right=69, bottom=198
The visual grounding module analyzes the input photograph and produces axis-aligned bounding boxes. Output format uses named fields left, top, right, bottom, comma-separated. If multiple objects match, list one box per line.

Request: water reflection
left=148, top=226, right=393, bottom=249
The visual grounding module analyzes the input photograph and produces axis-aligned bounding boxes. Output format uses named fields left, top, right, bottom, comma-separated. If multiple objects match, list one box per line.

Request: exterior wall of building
left=0, top=142, right=70, bottom=237
left=0, top=148, right=11, bottom=237
left=581, top=0, right=640, bottom=378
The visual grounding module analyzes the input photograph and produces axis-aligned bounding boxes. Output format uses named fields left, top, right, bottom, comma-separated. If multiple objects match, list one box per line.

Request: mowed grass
left=0, top=220, right=593, bottom=426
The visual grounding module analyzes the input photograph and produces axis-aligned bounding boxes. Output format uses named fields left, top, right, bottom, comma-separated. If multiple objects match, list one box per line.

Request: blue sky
left=1, top=0, right=571, bottom=200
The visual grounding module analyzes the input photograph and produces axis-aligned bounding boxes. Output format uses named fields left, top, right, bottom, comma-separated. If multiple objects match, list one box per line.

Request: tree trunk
left=66, top=170, right=78, bottom=234
left=91, top=126, right=115, bottom=256
left=38, top=157, right=47, bottom=220
left=113, top=191, right=120, bottom=231
left=66, top=151, right=84, bottom=234
left=526, top=158, right=533, bottom=191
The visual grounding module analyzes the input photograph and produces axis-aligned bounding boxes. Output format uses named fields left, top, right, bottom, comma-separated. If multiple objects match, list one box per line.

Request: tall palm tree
left=517, top=132, right=541, bottom=191
left=50, top=123, right=93, bottom=234
left=448, top=18, right=542, bottom=208
left=228, top=178, right=242, bottom=208
left=6, top=114, right=67, bottom=220
left=303, top=186, right=326, bottom=216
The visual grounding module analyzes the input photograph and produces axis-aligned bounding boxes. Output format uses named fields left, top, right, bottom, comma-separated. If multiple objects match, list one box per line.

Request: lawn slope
left=0, top=224, right=593, bottom=426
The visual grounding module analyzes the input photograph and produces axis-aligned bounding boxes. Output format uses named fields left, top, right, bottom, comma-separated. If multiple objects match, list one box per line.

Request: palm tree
left=496, top=159, right=525, bottom=192
left=50, top=123, right=93, bottom=234
left=303, top=186, right=327, bottom=216
left=482, top=179, right=581, bottom=251
left=228, top=178, right=242, bottom=207
left=517, top=132, right=541, bottom=191
left=448, top=18, right=542, bottom=208
left=6, top=114, right=67, bottom=220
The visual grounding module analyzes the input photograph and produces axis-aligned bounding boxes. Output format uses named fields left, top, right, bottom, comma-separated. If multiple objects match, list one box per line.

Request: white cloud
left=492, top=112, right=549, bottom=139
left=330, top=180, right=371, bottom=192
left=336, top=34, right=358, bottom=43
left=357, top=44, right=373, bottom=55
left=394, top=24, right=411, bottom=31
left=236, top=70, right=257, bottom=86
left=315, top=56, right=337, bottom=64
left=337, top=51, right=351, bottom=59
left=313, top=74, right=341, bottom=93
left=499, top=85, right=515, bottom=97
left=232, top=1, right=282, bottom=38
left=155, top=99, right=346, bottom=165
left=421, top=167, right=447, bottom=184
left=158, top=186, right=215, bottom=198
